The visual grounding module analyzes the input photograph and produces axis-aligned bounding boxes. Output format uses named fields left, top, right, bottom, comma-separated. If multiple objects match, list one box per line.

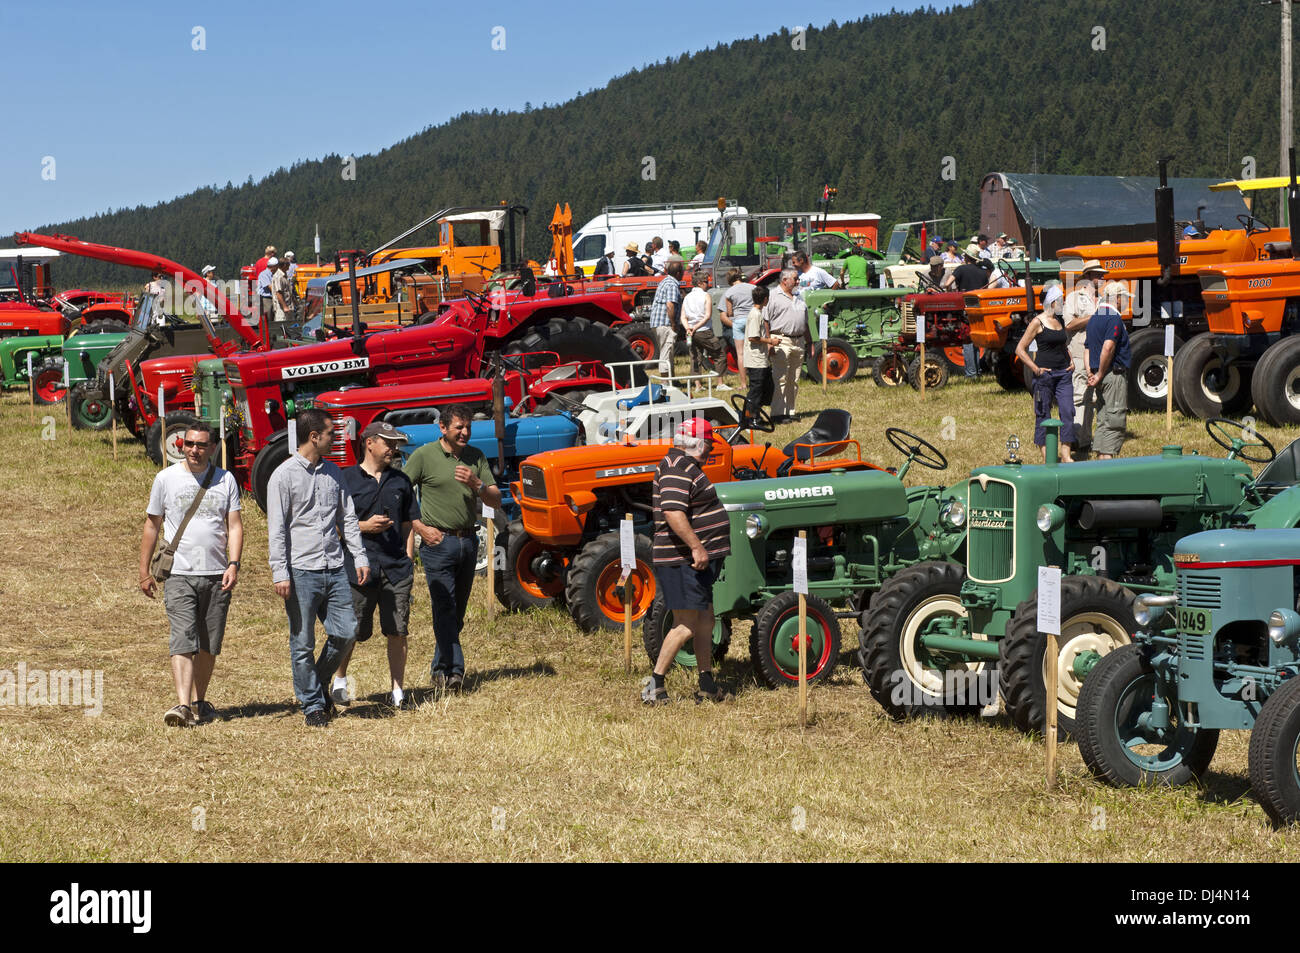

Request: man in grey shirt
left=764, top=268, right=808, bottom=423
left=267, top=407, right=371, bottom=727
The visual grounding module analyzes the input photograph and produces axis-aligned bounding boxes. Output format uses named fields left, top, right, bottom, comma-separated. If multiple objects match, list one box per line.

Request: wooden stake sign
left=482, top=504, right=496, bottom=618
left=620, top=514, right=635, bottom=673
left=1038, top=565, right=1063, bottom=791
left=26, top=352, right=34, bottom=421
left=1165, top=324, right=1175, bottom=432
left=793, top=530, right=809, bottom=727
left=819, top=312, right=829, bottom=394
left=108, top=371, right=117, bottom=460
left=916, top=313, right=927, bottom=401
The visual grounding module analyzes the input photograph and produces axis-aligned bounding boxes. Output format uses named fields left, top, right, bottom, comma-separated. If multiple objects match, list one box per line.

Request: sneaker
left=430, top=669, right=448, bottom=691
left=330, top=682, right=352, bottom=706
left=693, top=686, right=729, bottom=704
left=164, top=704, right=194, bottom=727
left=640, top=678, right=670, bottom=706
left=304, top=709, right=329, bottom=728
left=716, top=383, right=733, bottom=391
left=192, top=700, right=218, bottom=724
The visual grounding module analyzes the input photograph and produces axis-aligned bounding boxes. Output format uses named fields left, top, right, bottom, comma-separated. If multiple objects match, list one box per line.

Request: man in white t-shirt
left=651, top=236, right=668, bottom=274
left=791, top=251, right=837, bottom=297
left=682, top=271, right=728, bottom=387
left=139, top=423, right=243, bottom=728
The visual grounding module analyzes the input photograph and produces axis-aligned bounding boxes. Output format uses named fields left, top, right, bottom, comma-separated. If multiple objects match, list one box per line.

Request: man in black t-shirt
left=333, top=421, right=421, bottom=710
left=942, top=253, right=992, bottom=294
left=644, top=418, right=731, bottom=705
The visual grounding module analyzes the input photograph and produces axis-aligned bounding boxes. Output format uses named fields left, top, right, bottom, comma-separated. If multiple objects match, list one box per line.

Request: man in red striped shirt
left=644, top=418, right=731, bottom=704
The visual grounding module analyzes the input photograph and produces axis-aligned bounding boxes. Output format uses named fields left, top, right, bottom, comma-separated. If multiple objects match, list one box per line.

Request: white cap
left=267, top=257, right=279, bottom=267
left=284, top=251, right=295, bottom=259
left=201, top=264, right=216, bottom=275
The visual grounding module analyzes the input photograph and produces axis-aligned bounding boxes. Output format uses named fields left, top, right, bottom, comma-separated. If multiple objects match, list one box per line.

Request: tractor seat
left=546, top=283, right=572, bottom=298
left=1266, top=242, right=1293, bottom=258
left=1256, top=437, right=1300, bottom=487
left=615, top=384, right=664, bottom=411
left=776, top=409, right=852, bottom=476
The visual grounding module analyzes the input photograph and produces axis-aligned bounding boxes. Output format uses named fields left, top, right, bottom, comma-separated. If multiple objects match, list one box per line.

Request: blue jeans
left=421, top=536, right=477, bottom=677
left=963, top=343, right=980, bottom=378
left=1032, top=367, right=1076, bottom=446
left=285, top=567, right=357, bottom=714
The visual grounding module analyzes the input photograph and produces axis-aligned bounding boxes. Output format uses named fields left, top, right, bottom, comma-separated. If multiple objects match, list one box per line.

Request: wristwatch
left=227, top=560, right=241, bottom=569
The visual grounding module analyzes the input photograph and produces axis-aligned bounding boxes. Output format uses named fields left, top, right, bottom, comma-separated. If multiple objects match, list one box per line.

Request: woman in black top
left=1015, top=284, right=1076, bottom=462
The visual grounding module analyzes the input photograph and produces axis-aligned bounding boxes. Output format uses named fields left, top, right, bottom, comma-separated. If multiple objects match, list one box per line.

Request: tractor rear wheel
left=614, top=321, right=657, bottom=363
left=499, top=520, right=567, bottom=611
left=32, top=359, right=67, bottom=404
left=871, top=354, right=907, bottom=388
left=1172, top=332, right=1252, bottom=420
left=642, top=596, right=731, bottom=669
left=1000, top=575, right=1136, bottom=740
left=750, top=590, right=840, bottom=688
left=146, top=410, right=201, bottom=466
left=804, top=337, right=859, bottom=383
left=251, top=433, right=290, bottom=512
left=1248, top=675, right=1300, bottom=825
left=857, top=561, right=991, bottom=720
left=1250, top=334, right=1300, bottom=426
left=503, top=316, right=644, bottom=385
left=1126, top=327, right=1182, bottom=412
left=1076, top=645, right=1218, bottom=788
left=68, top=381, right=114, bottom=430
left=565, top=531, right=656, bottom=632
left=906, top=352, right=949, bottom=390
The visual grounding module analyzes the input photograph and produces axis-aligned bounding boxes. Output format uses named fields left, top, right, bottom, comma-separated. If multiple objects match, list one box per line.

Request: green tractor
left=858, top=418, right=1300, bottom=737
left=0, top=334, right=68, bottom=401
left=29, top=331, right=130, bottom=419
left=642, top=423, right=967, bottom=687
left=1075, top=520, right=1300, bottom=824
left=801, top=287, right=913, bottom=384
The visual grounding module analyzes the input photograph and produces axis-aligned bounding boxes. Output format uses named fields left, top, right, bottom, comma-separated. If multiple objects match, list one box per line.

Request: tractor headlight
left=1134, top=593, right=1177, bottom=628
left=1268, top=608, right=1300, bottom=644
left=745, top=514, right=767, bottom=539
left=1036, top=504, right=1065, bottom=533
left=941, top=499, right=966, bottom=530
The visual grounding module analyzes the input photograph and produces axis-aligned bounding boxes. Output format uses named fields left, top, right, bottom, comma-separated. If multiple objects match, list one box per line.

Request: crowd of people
left=140, top=404, right=496, bottom=728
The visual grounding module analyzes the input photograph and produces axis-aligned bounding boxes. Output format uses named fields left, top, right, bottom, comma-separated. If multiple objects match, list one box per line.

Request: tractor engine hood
left=717, top=470, right=908, bottom=525
left=1173, top=527, right=1300, bottom=566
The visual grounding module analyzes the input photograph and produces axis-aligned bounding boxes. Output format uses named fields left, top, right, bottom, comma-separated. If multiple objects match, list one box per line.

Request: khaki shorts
left=164, top=574, right=231, bottom=656
left=350, top=569, right=414, bottom=640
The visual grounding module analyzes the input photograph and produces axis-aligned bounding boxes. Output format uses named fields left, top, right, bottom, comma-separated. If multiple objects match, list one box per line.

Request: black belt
left=433, top=527, right=477, bottom=538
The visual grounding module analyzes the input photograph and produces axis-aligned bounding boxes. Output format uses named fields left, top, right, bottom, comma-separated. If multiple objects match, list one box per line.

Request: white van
left=571, top=201, right=747, bottom=274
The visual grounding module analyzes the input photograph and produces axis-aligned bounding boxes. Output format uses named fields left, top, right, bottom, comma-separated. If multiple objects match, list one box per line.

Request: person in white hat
left=194, top=266, right=219, bottom=319
left=1061, top=259, right=1107, bottom=454
left=1014, top=283, right=1075, bottom=462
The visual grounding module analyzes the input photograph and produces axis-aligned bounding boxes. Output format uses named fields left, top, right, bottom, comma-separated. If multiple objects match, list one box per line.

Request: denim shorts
left=655, top=560, right=721, bottom=612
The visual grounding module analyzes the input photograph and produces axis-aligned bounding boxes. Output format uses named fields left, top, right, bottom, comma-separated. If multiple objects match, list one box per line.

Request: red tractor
left=0, top=248, right=130, bottom=338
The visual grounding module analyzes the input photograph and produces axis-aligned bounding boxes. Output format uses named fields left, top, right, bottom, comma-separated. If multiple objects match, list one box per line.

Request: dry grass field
left=4, top=366, right=1300, bottom=862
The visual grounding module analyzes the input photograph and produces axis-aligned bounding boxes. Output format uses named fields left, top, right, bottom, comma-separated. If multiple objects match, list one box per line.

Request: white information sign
left=792, top=536, right=809, bottom=595
left=1037, top=566, right=1062, bottom=636
left=619, top=518, right=636, bottom=572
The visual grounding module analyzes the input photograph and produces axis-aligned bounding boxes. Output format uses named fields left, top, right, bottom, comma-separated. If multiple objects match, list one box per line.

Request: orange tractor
left=505, top=406, right=880, bottom=632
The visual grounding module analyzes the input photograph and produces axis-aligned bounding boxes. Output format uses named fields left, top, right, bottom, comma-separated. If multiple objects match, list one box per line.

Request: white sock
left=391, top=687, right=404, bottom=705
left=333, top=676, right=347, bottom=690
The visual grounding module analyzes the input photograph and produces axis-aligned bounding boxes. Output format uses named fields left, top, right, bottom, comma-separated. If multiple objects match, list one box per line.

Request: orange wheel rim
left=514, top=540, right=565, bottom=598
left=596, top=558, right=655, bottom=622
left=826, top=346, right=852, bottom=380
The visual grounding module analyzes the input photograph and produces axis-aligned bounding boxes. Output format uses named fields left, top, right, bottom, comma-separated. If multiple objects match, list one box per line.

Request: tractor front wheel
left=750, top=590, right=840, bottom=688
left=1127, top=327, right=1182, bottom=412
left=146, top=410, right=201, bottom=466
left=804, top=337, right=859, bottom=383
left=990, top=350, right=1027, bottom=392
left=68, top=382, right=114, bottom=431
left=857, top=561, right=990, bottom=719
left=1250, top=334, right=1300, bottom=427
left=1076, top=644, right=1218, bottom=788
left=1000, top=575, right=1136, bottom=740
left=871, top=353, right=907, bottom=388
left=32, top=359, right=67, bottom=404
left=565, top=531, right=656, bottom=632
left=906, top=352, right=949, bottom=390
left=1248, top=674, right=1300, bottom=825
left=642, top=596, right=731, bottom=669
left=251, top=433, right=290, bottom=512
left=499, top=520, right=567, bottom=611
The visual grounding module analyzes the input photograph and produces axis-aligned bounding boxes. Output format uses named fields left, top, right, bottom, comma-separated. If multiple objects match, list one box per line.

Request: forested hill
left=16, top=0, right=1289, bottom=285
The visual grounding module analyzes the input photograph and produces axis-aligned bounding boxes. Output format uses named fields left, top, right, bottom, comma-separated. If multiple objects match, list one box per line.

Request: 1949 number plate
left=1178, top=606, right=1212, bottom=635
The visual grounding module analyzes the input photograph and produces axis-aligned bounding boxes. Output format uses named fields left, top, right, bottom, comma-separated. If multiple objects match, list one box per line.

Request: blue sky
left=0, top=0, right=957, bottom=235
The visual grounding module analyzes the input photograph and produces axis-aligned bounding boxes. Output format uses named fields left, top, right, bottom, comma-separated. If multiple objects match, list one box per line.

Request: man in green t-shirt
left=402, top=404, right=500, bottom=692
left=839, top=246, right=873, bottom=288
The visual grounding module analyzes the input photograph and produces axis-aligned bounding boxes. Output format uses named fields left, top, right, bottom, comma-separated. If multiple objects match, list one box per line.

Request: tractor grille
left=326, top=413, right=351, bottom=467
left=1176, top=573, right=1222, bottom=609
left=967, top=478, right=1016, bottom=583
left=1178, top=632, right=1209, bottom=662
left=520, top=464, right=547, bottom=501
left=899, top=300, right=915, bottom=337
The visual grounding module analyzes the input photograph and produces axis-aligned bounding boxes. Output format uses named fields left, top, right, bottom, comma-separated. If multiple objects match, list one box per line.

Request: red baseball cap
left=677, top=417, right=713, bottom=441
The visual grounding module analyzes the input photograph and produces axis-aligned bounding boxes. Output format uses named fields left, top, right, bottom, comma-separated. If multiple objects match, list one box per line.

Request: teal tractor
left=1075, top=525, right=1300, bottom=825
left=802, top=286, right=912, bottom=384
left=30, top=331, right=129, bottom=415
left=642, top=426, right=967, bottom=688
left=858, top=418, right=1300, bottom=738
left=146, top=357, right=235, bottom=466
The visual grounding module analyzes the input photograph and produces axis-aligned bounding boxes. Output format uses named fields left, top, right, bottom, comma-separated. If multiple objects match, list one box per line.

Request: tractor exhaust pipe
left=1155, top=157, right=1176, bottom=285
left=1077, top=499, right=1164, bottom=530
left=1289, top=149, right=1300, bottom=262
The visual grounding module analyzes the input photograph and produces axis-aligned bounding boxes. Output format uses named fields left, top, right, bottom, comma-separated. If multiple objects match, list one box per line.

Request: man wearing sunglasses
left=140, top=423, right=244, bottom=728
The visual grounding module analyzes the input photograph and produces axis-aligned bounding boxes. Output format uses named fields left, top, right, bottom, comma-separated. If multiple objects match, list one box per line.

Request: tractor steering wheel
left=885, top=427, right=948, bottom=470
left=730, top=392, right=773, bottom=434
left=1205, top=417, right=1276, bottom=463
left=1237, top=214, right=1270, bottom=235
